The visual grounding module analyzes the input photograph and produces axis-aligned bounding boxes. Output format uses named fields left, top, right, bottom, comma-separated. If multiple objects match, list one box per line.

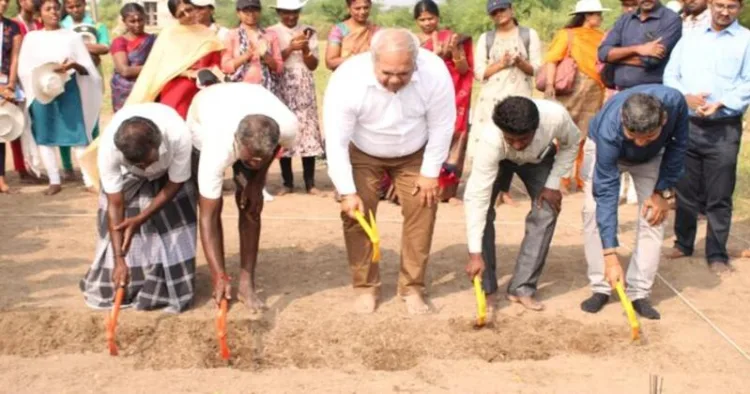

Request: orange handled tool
left=106, top=287, right=125, bottom=356
left=354, top=210, right=380, bottom=263
left=216, top=299, right=230, bottom=360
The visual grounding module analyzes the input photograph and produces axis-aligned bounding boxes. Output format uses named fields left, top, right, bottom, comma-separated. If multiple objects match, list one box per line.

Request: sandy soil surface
left=1, top=154, right=750, bottom=393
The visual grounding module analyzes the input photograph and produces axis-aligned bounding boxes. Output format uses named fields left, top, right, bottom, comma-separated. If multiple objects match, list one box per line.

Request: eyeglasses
left=712, top=3, right=741, bottom=12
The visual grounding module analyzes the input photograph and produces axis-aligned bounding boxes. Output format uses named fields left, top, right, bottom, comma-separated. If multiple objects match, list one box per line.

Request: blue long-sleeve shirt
left=598, top=3, right=682, bottom=89
left=588, top=84, right=689, bottom=249
left=664, top=21, right=750, bottom=119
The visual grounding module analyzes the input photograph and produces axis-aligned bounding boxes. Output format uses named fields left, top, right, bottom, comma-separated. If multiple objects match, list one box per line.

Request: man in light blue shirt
left=663, top=0, right=750, bottom=273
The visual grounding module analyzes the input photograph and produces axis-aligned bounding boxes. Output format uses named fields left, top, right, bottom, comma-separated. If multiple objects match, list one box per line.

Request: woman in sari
left=110, top=3, right=155, bottom=112
left=18, top=0, right=102, bottom=196
left=543, top=0, right=608, bottom=194
left=124, top=0, right=223, bottom=118
left=268, top=0, right=324, bottom=196
left=325, top=0, right=377, bottom=71
left=414, top=0, right=473, bottom=204
left=221, top=0, right=283, bottom=95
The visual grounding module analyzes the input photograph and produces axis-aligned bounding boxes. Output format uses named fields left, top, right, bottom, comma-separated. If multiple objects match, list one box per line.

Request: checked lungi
left=80, top=173, right=198, bottom=313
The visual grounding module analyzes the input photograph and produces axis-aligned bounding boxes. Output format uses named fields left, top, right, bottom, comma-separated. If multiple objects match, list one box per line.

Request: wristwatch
left=656, top=188, right=674, bottom=200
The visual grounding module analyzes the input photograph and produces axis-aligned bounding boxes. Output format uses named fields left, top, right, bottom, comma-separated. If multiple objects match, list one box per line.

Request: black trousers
left=0, top=143, right=5, bottom=176
left=481, top=151, right=558, bottom=296
left=279, top=157, right=316, bottom=191
left=674, top=117, right=742, bottom=264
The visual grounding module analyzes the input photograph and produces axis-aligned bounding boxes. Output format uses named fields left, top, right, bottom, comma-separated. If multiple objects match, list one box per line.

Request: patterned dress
left=268, top=23, right=323, bottom=158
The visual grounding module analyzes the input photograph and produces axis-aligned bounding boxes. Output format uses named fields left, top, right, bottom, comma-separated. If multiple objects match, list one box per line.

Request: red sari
left=380, top=30, right=474, bottom=203
left=158, top=51, right=222, bottom=119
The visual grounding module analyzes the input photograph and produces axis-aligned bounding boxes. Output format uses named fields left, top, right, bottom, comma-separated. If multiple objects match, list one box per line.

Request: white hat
left=0, top=101, right=24, bottom=143
left=569, top=0, right=610, bottom=15
left=271, top=0, right=308, bottom=11
left=192, top=0, right=215, bottom=6
left=31, top=62, right=71, bottom=105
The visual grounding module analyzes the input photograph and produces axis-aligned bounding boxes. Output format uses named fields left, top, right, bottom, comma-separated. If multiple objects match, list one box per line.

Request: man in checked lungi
left=187, top=82, right=298, bottom=312
left=80, top=103, right=197, bottom=313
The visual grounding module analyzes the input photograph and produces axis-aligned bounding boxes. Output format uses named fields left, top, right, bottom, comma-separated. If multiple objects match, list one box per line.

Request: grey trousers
left=582, top=139, right=665, bottom=300
left=481, top=151, right=558, bottom=297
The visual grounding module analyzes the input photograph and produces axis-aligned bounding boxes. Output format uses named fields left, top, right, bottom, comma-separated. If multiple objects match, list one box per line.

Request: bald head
left=370, top=28, right=419, bottom=93
left=370, top=28, right=419, bottom=63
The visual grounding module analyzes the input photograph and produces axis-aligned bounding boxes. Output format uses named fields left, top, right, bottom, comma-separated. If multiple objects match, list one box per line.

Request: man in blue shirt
left=598, top=0, right=682, bottom=89
left=581, top=84, right=689, bottom=319
left=664, top=0, right=750, bottom=273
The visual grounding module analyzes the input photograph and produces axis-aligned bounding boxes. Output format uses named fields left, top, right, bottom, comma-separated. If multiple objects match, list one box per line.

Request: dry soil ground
left=1, top=151, right=750, bottom=393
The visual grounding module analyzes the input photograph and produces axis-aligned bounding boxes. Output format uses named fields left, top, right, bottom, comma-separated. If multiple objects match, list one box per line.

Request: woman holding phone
left=268, top=0, right=324, bottom=196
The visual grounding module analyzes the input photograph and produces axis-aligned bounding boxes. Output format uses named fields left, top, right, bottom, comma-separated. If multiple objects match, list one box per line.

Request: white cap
left=569, top=0, right=610, bottom=15
left=271, top=0, right=308, bottom=11
left=192, top=0, right=215, bottom=7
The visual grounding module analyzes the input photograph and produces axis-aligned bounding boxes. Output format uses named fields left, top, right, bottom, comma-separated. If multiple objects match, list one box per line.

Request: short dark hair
left=167, top=0, right=193, bottom=17
left=114, top=116, right=163, bottom=163
left=413, top=0, right=440, bottom=19
left=621, top=93, right=665, bottom=134
left=33, top=0, right=60, bottom=13
left=235, top=115, right=280, bottom=158
left=120, top=2, right=145, bottom=19
left=492, top=96, right=540, bottom=135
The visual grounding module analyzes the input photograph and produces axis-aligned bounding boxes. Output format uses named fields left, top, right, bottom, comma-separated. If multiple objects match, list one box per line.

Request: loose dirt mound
left=0, top=309, right=652, bottom=372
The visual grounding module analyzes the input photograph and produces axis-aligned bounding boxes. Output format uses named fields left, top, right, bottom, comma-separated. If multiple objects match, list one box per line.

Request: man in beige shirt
left=464, top=97, right=579, bottom=311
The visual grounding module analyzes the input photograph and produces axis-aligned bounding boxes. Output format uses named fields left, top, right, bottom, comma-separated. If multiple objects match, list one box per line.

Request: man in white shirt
left=82, top=103, right=197, bottom=313
left=464, top=97, right=579, bottom=311
left=323, top=28, right=455, bottom=315
left=188, top=82, right=298, bottom=312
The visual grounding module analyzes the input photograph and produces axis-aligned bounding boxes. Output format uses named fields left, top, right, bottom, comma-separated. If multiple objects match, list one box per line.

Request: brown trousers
left=342, top=144, right=438, bottom=296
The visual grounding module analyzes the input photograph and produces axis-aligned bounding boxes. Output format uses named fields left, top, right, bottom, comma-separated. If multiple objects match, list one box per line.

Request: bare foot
left=665, top=247, right=687, bottom=260
left=402, top=293, right=431, bottom=315
left=43, top=184, right=62, bottom=196
left=447, top=197, right=463, bottom=206
left=709, top=261, right=735, bottom=275
left=734, top=249, right=750, bottom=259
left=353, top=293, right=378, bottom=314
left=334, top=191, right=342, bottom=202
left=83, top=185, right=98, bottom=194
left=507, top=294, right=545, bottom=311
left=0, top=179, right=10, bottom=193
left=307, top=187, right=327, bottom=197
left=237, top=285, right=267, bottom=313
left=276, top=187, right=293, bottom=196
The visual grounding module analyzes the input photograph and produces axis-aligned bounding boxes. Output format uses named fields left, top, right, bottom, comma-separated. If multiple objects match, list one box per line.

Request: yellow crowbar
left=615, top=281, right=641, bottom=341
left=354, top=210, right=380, bottom=263
left=473, top=277, right=487, bottom=329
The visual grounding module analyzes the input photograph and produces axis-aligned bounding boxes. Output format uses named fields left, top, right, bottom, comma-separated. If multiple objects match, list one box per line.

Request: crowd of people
left=0, top=0, right=747, bottom=320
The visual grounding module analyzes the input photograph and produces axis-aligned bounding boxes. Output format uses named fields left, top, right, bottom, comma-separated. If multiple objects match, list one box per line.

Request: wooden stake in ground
left=649, top=374, right=664, bottom=394
left=106, top=287, right=125, bottom=356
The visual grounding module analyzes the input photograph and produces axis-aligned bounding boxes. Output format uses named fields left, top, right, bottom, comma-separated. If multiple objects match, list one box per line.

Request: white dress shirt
left=463, top=99, right=580, bottom=253
left=98, top=103, right=193, bottom=194
left=322, top=48, right=456, bottom=195
left=187, top=83, right=298, bottom=199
